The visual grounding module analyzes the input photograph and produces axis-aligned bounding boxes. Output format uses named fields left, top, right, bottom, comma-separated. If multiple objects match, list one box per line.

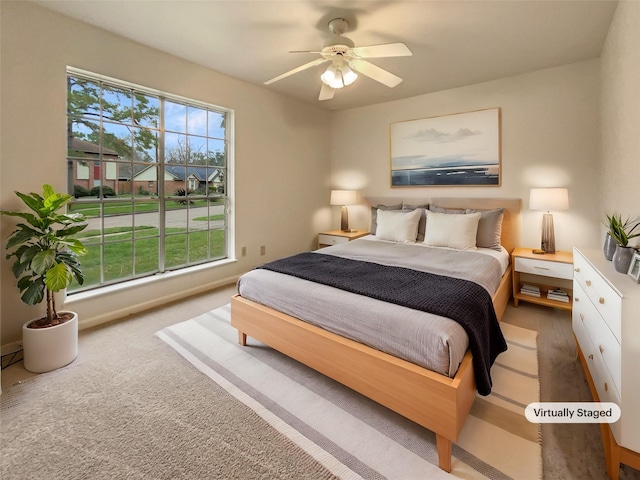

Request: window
left=66, top=69, right=232, bottom=292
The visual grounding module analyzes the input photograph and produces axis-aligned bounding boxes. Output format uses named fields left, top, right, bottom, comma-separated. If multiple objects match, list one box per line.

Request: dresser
left=572, top=248, right=640, bottom=479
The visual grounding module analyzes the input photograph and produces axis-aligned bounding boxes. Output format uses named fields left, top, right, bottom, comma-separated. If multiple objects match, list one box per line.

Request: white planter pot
left=22, top=311, right=78, bottom=373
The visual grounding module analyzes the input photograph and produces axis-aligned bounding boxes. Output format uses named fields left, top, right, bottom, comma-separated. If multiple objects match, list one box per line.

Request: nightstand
left=512, top=247, right=574, bottom=311
left=318, top=230, right=369, bottom=249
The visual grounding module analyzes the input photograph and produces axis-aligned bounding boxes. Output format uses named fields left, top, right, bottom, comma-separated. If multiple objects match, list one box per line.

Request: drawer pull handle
left=534, top=266, right=550, bottom=271
left=586, top=280, right=592, bottom=286
left=604, top=382, right=608, bottom=392
left=574, top=267, right=580, bottom=272
left=599, top=345, right=604, bottom=354
left=580, top=313, right=584, bottom=321
left=588, top=354, right=594, bottom=359
left=599, top=297, right=605, bottom=304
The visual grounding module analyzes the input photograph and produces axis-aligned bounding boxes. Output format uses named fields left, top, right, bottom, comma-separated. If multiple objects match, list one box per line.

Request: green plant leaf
left=6, top=226, right=39, bottom=249
left=55, top=223, right=88, bottom=237
left=56, top=251, right=84, bottom=284
left=14, top=191, right=44, bottom=216
left=32, top=250, right=56, bottom=275
left=42, top=184, right=56, bottom=199
left=0, top=210, right=42, bottom=228
left=45, top=262, right=73, bottom=292
left=21, top=278, right=45, bottom=306
left=18, top=245, right=40, bottom=265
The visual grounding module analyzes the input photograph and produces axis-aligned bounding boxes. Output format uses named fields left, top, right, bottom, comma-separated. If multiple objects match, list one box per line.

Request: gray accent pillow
left=403, top=203, right=428, bottom=241
left=466, top=208, right=505, bottom=251
left=428, top=205, right=466, bottom=214
left=370, top=204, right=402, bottom=234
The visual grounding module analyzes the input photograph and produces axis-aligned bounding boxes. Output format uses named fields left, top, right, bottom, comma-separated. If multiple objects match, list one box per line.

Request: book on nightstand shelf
left=520, top=284, right=541, bottom=297
left=547, top=288, right=570, bottom=303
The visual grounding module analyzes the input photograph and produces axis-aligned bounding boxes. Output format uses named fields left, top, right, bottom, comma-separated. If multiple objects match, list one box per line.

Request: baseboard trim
left=1, top=341, right=23, bottom=357
left=76, top=275, right=239, bottom=331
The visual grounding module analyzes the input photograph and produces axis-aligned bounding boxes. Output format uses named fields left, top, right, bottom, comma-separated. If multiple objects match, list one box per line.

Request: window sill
left=66, top=258, right=238, bottom=306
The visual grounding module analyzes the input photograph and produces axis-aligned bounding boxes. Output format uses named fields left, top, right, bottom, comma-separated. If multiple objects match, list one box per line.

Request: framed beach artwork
left=390, top=107, right=501, bottom=187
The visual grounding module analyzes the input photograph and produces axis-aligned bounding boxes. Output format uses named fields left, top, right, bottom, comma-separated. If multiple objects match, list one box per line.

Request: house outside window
left=66, top=68, right=233, bottom=292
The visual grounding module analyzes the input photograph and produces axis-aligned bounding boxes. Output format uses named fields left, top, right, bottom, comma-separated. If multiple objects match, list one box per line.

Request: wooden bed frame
left=231, top=198, right=521, bottom=473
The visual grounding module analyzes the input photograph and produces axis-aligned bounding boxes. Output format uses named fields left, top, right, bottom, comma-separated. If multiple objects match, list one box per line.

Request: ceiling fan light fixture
left=341, top=66, right=358, bottom=86
left=321, top=64, right=357, bottom=89
left=320, top=64, right=339, bottom=87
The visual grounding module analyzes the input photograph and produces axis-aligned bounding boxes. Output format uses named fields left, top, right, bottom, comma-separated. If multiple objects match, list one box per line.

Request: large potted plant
left=1, top=184, right=87, bottom=372
left=604, top=213, right=640, bottom=273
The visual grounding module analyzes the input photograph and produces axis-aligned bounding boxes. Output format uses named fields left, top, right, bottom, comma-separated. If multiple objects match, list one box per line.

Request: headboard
left=365, top=197, right=522, bottom=254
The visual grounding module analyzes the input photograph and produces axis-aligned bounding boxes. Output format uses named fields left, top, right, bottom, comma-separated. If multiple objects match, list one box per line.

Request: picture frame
left=390, top=107, right=501, bottom=187
left=627, top=251, right=640, bottom=283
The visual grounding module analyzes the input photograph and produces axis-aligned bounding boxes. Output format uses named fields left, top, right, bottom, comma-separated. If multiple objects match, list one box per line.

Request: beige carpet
left=158, top=304, right=541, bottom=480
left=0, top=291, right=339, bottom=480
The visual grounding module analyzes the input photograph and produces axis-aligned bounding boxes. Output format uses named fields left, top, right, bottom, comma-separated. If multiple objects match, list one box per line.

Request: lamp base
left=340, top=206, right=349, bottom=232
left=540, top=213, right=556, bottom=254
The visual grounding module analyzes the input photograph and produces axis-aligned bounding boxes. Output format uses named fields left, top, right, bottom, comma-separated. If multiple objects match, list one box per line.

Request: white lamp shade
left=529, top=188, right=569, bottom=212
left=341, top=66, right=358, bottom=86
left=320, top=65, right=339, bottom=87
left=330, top=190, right=358, bottom=206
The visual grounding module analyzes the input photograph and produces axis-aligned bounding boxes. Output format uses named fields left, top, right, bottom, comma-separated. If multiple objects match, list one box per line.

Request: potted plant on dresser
left=604, top=212, right=640, bottom=273
left=1, top=184, right=88, bottom=373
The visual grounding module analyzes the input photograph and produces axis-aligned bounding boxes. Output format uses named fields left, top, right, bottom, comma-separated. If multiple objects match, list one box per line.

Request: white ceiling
left=34, top=0, right=618, bottom=111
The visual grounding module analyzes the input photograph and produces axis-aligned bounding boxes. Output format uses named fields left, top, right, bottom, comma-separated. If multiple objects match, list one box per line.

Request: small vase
left=612, top=245, right=634, bottom=273
left=603, top=234, right=617, bottom=261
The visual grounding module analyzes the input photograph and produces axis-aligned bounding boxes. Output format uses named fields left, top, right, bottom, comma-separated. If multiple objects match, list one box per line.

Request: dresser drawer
left=576, top=323, right=623, bottom=444
left=585, top=339, right=622, bottom=442
left=573, top=283, right=621, bottom=396
left=318, top=234, right=349, bottom=246
left=514, top=257, right=573, bottom=280
left=573, top=253, right=622, bottom=342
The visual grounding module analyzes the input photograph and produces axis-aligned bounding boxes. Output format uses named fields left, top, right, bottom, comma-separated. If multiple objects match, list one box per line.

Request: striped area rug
left=156, top=304, right=541, bottom=480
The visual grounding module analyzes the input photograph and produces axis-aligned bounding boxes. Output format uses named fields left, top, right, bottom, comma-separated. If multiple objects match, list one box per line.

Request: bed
left=231, top=197, right=521, bottom=472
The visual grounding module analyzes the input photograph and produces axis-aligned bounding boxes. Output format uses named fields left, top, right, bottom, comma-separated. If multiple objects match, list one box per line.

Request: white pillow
left=423, top=210, right=481, bottom=250
left=376, top=208, right=422, bottom=243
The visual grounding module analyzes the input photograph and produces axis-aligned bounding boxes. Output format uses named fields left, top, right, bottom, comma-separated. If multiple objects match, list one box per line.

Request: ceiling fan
left=264, top=18, right=412, bottom=101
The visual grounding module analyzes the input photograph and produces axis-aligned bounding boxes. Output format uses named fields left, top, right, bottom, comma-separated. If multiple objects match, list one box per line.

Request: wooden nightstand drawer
left=514, top=256, right=574, bottom=280
left=317, top=230, right=369, bottom=249
left=511, top=248, right=573, bottom=311
left=318, top=234, right=349, bottom=246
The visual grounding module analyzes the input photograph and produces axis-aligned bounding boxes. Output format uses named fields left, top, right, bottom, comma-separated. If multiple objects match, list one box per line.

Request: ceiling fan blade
left=348, top=42, right=412, bottom=59
left=264, top=57, right=329, bottom=85
left=318, top=83, right=335, bottom=101
left=348, top=58, right=403, bottom=88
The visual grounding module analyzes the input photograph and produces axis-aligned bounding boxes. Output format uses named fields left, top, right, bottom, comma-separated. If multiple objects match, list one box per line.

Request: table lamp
left=529, top=188, right=569, bottom=254
left=330, top=190, right=359, bottom=232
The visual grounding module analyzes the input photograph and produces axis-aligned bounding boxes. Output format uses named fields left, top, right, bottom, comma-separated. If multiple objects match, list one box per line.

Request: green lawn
left=70, top=226, right=226, bottom=290
left=69, top=197, right=224, bottom=218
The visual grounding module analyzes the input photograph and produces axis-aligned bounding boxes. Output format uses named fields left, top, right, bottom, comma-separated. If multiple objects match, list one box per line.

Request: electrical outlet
left=260, top=245, right=266, bottom=256
left=241, top=246, right=247, bottom=257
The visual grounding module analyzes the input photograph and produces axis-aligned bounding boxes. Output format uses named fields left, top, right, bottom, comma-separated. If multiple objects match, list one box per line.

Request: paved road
left=86, top=204, right=225, bottom=232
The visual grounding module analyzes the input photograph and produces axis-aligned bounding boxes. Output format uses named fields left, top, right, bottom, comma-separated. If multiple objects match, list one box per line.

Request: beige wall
left=0, top=2, right=331, bottom=345
left=329, top=60, right=602, bottom=253
left=600, top=0, right=640, bottom=248
left=1, top=1, right=636, bottom=351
